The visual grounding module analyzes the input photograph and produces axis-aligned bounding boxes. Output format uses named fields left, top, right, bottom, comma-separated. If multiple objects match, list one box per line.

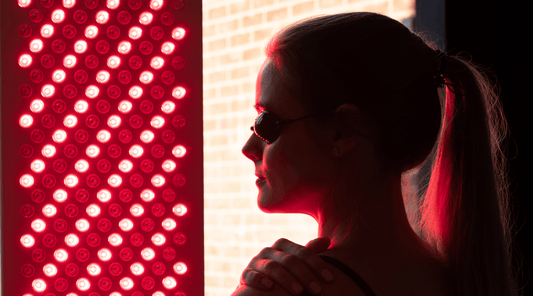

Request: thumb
left=305, top=237, right=331, bottom=253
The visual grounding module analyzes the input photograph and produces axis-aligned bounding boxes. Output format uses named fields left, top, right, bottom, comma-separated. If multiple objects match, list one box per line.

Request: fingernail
left=292, top=282, right=303, bottom=294
left=309, top=281, right=322, bottom=294
left=261, top=278, right=273, bottom=288
left=321, top=269, right=334, bottom=281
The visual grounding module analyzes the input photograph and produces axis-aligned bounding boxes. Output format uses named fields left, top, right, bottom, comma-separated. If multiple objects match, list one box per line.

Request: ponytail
left=419, top=54, right=518, bottom=296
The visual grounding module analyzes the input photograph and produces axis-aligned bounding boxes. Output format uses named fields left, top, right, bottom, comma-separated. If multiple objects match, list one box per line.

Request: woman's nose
left=242, top=131, right=263, bottom=162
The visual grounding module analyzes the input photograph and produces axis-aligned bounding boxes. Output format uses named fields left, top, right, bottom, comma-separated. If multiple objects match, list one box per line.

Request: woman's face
left=241, top=59, right=336, bottom=218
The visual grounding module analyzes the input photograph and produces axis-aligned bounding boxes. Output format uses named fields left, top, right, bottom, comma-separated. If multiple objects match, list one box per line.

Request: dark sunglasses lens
left=254, top=111, right=281, bottom=144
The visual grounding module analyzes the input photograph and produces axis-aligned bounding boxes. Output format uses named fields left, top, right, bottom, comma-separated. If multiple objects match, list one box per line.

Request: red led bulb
left=20, top=234, right=35, bottom=247
left=41, top=84, right=55, bottom=98
left=52, top=9, right=65, bottom=23
left=118, top=160, right=133, bottom=173
left=118, top=41, right=132, bottom=54
left=128, top=86, right=143, bottom=99
left=120, top=277, right=134, bottom=290
left=150, top=56, right=164, bottom=69
left=53, top=189, right=68, bottom=202
left=107, top=55, right=121, bottom=69
left=140, top=71, right=154, bottom=84
left=119, top=218, right=134, bottom=230
left=30, top=99, right=45, bottom=112
left=141, top=248, right=155, bottom=260
left=19, top=114, right=33, bottom=128
left=151, top=174, right=165, bottom=187
left=129, top=204, right=144, bottom=217
left=151, top=233, right=165, bottom=246
left=31, top=159, right=45, bottom=173
left=54, top=248, right=68, bottom=262
left=97, top=248, right=112, bottom=261
left=74, top=100, right=88, bottom=113
left=75, top=218, right=90, bottom=232
left=174, top=262, right=187, bottom=275
left=161, top=42, right=175, bottom=55
left=107, top=115, right=121, bottom=128
left=75, top=159, right=89, bottom=173
left=140, top=189, right=155, bottom=202
left=63, top=0, right=76, bottom=8
left=42, top=204, right=57, bottom=217
left=129, top=145, right=143, bottom=158
left=42, top=144, right=57, bottom=158
left=172, top=145, right=186, bottom=158
left=41, top=24, right=54, bottom=38
left=128, top=27, right=142, bottom=40
left=85, top=25, right=99, bottom=39
left=53, top=129, right=67, bottom=142
left=96, top=11, right=110, bottom=24
left=162, top=160, right=176, bottom=172
left=18, top=0, right=31, bottom=8
left=86, top=145, right=100, bottom=158
left=30, top=39, right=44, bottom=53
left=31, top=219, right=46, bottom=232
left=64, top=55, right=77, bottom=68
left=118, top=100, right=133, bottom=113
left=162, top=276, right=177, bottom=289
left=173, top=204, right=187, bottom=216
left=65, top=233, right=80, bottom=247
left=97, top=189, right=111, bottom=202
left=19, top=54, right=32, bottom=68
left=162, top=218, right=176, bottom=231
left=43, top=263, right=58, bottom=277
left=74, top=40, right=88, bottom=54
left=172, top=27, right=186, bottom=40
left=64, top=174, right=79, bottom=187
left=150, top=116, right=165, bottom=128
left=32, top=279, right=46, bottom=292
left=76, top=278, right=91, bottom=291
left=86, top=204, right=101, bottom=217
left=64, top=115, right=77, bottom=127
left=172, top=86, right=186, bottom=99
left=139, top=12, right=153, bottom=25
left=85, top=85, right=100, bottom=98
left=87, top=263, right=101, bottom=276
left=108, top=174, right=122, bottom=187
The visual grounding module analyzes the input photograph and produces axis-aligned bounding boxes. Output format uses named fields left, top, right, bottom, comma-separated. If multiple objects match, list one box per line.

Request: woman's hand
left=237, top=237, right=334, bottom=295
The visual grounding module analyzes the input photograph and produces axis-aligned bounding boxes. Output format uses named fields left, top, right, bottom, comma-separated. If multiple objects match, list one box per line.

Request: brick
left=225, top=246, right=242, bottom=257
left=221, top=19, right=239, bottom=33
left=222, top=213, right=241, bottom=225
left=210, top=102, right=228, bottom=114
left=253, top=27, right=273, bottom=42
left=231, top=100, right=251, bottom=112
left=364, top=1, right=390, bottom=14
left=292, top=1, right=314, bottom=15
left=231, top=66, right=250, bottom=79
left=221, top=85, right=239, bottom=97
left=204, top=88, right=216, bottom=100
left=205, top=275, right=220, bottom=287
left=231, top=0, right=250, bottom=14
left=209, top=71, right=227, bottom=83
left=393, top=0, right=415, bottom=11
left=203, top=24, right=216, bottom=37
left=243, top=82, right=256, bottom=93
left=319, top=0, right=343, bottom=9
left=203, top=56, right=217, bottom=68
left=231, top=33, right=250, bottom=47
left=221, top=52, right=240, bottom=65
left=253, top=0, right=274, bottom=8
left=243, top=47, right=262, bottom=61
left=209, top=38, right=227, bottom=52
left=214, top=261, right=231, bottom=272
left=243, top=13, right=262, bottom=27
left=209, top=6, right=226, bottom=20
left=224, top=275, right=239, bottom=288
left=212, top=135, right=228, bottom=145
left=267, top=7, right=288, bottom=22
left=232, top=197, right=253, bottom=208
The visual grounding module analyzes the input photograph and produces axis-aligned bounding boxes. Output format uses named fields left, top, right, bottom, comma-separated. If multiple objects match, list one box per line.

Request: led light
left=21, top=234, right=35, bottom=247
left=76, top=219, right=90, bottom=232
left=42, top=144, right=56, bottom=158
left=151, top=233, right=165, bottom=246
left=86, top=145, right=100, bottom=158
left=53, top=189, right=68, bottom=202
left=52, top=70, right=66, bottom=83
left=75, top=159, right=89, bottom=173
left=30, top=99, right=45, bottom=113
left=20, top=174, right=34, bottom=187
left=153, top=292, right=165, bottom=296
left=85, top=85, right=99, bottom=99
left=162, top=218, right=176, bottom=231
left=110, top=293, right=122, bottom=296
left=76, top=278, right=90, bottom=291
left=63, top=0, right=75, bottom=8
left=41, top=84, right=55, bottom=98
left=162, top=160, right=176, bottom=172
left=20, top=114, right=33, bottom=128
left=140, top=189, right=155, bottom=202
left=174, top=262, right=187, bottom=275
left=85, top=25, right=98, bottom=39
left=151, top=116, right=165, bottom=128
left=52, top=9, right=65, bottom=23
left=128, top=86, right=143, bottom=99
left=141, top=248, right=155, bottom=261
left=128, top=27, right=142, bottom=40
left=74, top=40, right=88, bottom=54
left=32, top=279, right=46, bottom=292
left=107, top=0, right=120, bottom=9
left=130, top=204, right=144, bottom=217
left=86, top=204, right=101, bottom=217
left=173, top=204, right=187, bottom=216
left=150, top=0, right=163, bottom=10
left=129, top=145, right=143, bottom=158
left=140, top=130, right=154, bottom=143
left=63, top=115, right=77, bottom=128
left=108, top=174, right=122, bottom=187
left=107, top=115, right=121, bottom=128
left=43, top=264, right=58, bottom=277
left=65, top=233, right=80, bottom=247
left=96, top=11, right=110, bottom=24
left=139, top=71, right=154, bottom=84
left=54, top=249, right=68, bottom=262
left=118, top=101, right=132, bottom=113
left=161, top=101, right=176, bottom=114
left=172, top=27, right=186, bottom=40
left=19, top=54, right=32, bottom=68
left=96, top=70, right=110, bottom=83
left=118, top=160, right=133, bottom=173
left=18, top=0, right=31, bottom=8
left=53, top=129, right=67, bottom=142
left=161, top=42, right=175, bottom=55
left=151, top=175, right=165, bottom=187
left=162, top=276, right=177, bottom=289
left=108, top=233, right=123, bottom=246
left=120, top=277, right=134, bottom=290
left=75, top=100, right=88, bottom=113
left=31, top=160, right=45, bottom=173
left=119, top=218, right=134, bottom=231
left=150, top=56, right=164, bottom=70
left=98, top=248, right=111, bottom=261
left=87, top=263, right=101, bottom=276
left=64, top=174, right=79, bottom=187
left=97, top=189, right=111, bottom=202
left=107, top=55, right=121, bottom=69
left=43, top=204, right=57, bottom=217
left=139, top=12, right=153, bottom=25
left=31, top=219, right=46, bottom=232
left=64, top=55, right=77, bottom=68
left=118, top=41, right=132, bottom=54
left=30, top=39, right=44, bottom=53
left=128, top=263, right=144, bottom=276
left=172, top=86, right=186, bottom=99
left=172, top=145, right=186, bottom=158
left=41, top=24, right=54, bottom=38
left=96, top=130, right=111, bottom=143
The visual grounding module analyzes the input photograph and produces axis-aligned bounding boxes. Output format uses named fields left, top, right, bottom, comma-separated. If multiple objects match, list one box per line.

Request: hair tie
left=434, top=50, right=447, bottom=88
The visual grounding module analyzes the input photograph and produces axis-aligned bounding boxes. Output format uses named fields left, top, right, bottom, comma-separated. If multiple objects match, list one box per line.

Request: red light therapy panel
left=1, top=0, right=203, bottom=296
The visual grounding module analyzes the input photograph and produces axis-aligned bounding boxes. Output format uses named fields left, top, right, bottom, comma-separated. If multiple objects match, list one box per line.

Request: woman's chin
left=257, top=194, right=301, bottom=214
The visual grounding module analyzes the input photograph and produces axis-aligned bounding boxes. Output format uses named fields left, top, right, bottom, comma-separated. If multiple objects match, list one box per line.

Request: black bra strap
left=319, top=255, right=377, bottom=296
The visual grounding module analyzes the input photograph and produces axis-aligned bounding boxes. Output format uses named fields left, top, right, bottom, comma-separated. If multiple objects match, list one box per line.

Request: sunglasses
left=250, top=109, right=334, bottom=144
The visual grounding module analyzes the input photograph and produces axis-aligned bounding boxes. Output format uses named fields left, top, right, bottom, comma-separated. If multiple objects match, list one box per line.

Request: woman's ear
left=330, top=103, right=377, bottom=156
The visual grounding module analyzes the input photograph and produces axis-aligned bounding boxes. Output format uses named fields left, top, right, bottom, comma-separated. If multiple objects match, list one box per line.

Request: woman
left=234, top=12, right=518, bottom=296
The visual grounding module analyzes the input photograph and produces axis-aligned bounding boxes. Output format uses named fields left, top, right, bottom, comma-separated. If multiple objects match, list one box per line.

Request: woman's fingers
left=240, top=268, right=274, bottom=290
left=305, top=237, right=331, bottom=253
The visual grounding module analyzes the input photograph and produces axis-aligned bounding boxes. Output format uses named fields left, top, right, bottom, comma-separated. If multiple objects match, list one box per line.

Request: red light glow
left=86, top=145, right=100, bottom=158
left=76, top=278, right=90, bottom=291
left=108, top=115, right=121, bottom=128
left=128, top=27, right=142, bottom=40
left=107, top=0, right=120, bottom=9
left=108, top=233, right=123, bottom=246
left=151, top=175, right=165, bottom=187
left=96, top=70, right=110, bottom=83
left=64, top=115, right=77, bottom=128
left=130, top=263, right=144, bottom=275
left=85, top=25, right=99, bottom=39
left=140, top=130, right=155, bottom=143
left=21, top=234, right=35, bottom=247
left=118, top=41, right=132, bottom=54
left=110, top=293, right=122, bottom=296
left=52, top=9, right=65, bottom=23
left=162, top=276, right=177, bottom=289
left=54, top=249, right=68, bottom=262
left=75, top=160, right=89, bottom=173
left=140, top=189, right=155, bottom=202
left=96, top=11, right=110, bottom=24
left=173, top=204, right=187, bottom=216
left=130, top=204, right=144, bottom=217
left=53, top=129, right=67, bottom=142
left=141, top=248, right=155, bottom=260
left=74, top=40, right=88, bottom=54
left=119, top=160, right=133, bottom=173
left=97, top=130, right=111, bottom=143
left=85, top=85, right=99, bottom=98
left=31, top=159, right=45, bottom=173
left=20, top=174, right=34, bottom=187
left=120, top=277, right=134, bottom=290
left=41, top=84, right=55, bottom=98
left=151, top=116, right=165, bottom=128
left=150, top=0, right=163, bottom=10
left=31, top=219, right=46, bottom=232
left=52, top=70, right=66, bottom=83
left=129, top=145, right=143, bottom=158
left=32, top=279, right=46, bottom=292
left=139, top=12, right=153, bottom=25
left=20, top=114, right=33, bottom=128
left=86, top=204, right=101, bottom=217
left=74, top=100, right=89, bottom=113
left=174, top=262, right=187, bottom=275
left=161, top=42, right=175, bottom=55
left=153, top=292, right=165, bottom=296
left=30, top=39, right=44, bottom=53
left=53, top=189, right=68, bottom=202
left=76, top=218, right=90, bottom=232
left=18, top=0, right=31, bottom=8
left=108, top=174, right=122, bottom=187
left=118, top=100, right=132, bottom=113
left=97, top=189, right=111, bottom=202
left=161, top=101, right=176, bottom=114
left=151, top=233, right=165, bottom=246
left=107, top=55, right=121, bottom=69
left=172, top=27, right=186, bottom=40
left=172, top=86, right=186, bottom=99
left=87, top=263, right=101, bottom=276
left=63, top=0, right=76, bottom=8
left=43, top=264, right=58, bottom=277
left=172, top=145, right=186, bottom=158
left=98, top=248, right=112, bottom=261
left=119, top=218, right=134, bottom=231
left=30, top=99, right=45, bottom=113
left=64, top=174, right=79, bottom=187
left=42, top=144, right=57, bottom=158
left=19, top=54, right=32, bottom=68
left=129, top=86, right=143, bottom=99
left=41, top=24, right=54, bottom=38
left=162, top=160, right=176, bottom=172
left=150, top=56, right=164, bottom=69
left=162, top=218, right=176, bottom=231
left=65, top=233, right=80, bottom=247
left=64, top=55, right=77, bottom=68
left=42, top=204, right=57, bottom=217
left=140, top=71, right=154, bottom=84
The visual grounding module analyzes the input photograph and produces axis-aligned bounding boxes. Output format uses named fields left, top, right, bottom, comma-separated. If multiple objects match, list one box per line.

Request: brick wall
left=202, top=0, right=416, bottom=295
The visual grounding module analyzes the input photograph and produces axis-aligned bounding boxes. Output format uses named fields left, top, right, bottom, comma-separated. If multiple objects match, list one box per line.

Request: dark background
left=414, top=0, right=529, bottom=295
